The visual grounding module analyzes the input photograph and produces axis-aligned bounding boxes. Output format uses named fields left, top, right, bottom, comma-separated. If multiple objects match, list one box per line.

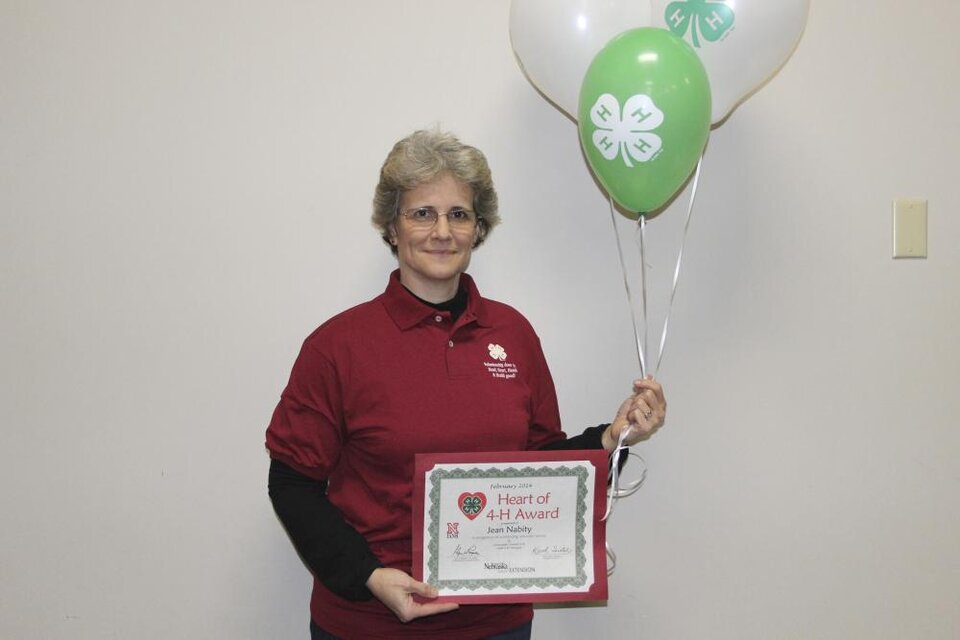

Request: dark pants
left=310, top=619, right=533, bottom=640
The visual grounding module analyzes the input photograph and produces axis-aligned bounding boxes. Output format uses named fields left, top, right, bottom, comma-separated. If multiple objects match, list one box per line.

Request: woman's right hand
left=366, top=567, right=460, bottom=623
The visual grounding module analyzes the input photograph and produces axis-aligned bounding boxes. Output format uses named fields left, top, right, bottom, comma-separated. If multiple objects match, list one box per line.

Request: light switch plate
left=892, top=198, right=927, bottom=258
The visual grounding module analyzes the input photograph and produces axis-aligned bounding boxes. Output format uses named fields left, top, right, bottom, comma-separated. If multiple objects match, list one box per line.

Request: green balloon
left=578, top=27, right=711, bottom=215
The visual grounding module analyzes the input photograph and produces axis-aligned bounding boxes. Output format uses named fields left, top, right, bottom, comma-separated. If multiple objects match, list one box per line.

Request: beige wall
left=2, top=1, right=958, bottom=638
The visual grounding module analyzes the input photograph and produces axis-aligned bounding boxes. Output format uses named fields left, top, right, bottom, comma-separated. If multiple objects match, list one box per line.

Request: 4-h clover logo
left=664, top=0, right=735, bottom=48
left=487, top=343, right=507, bottom=361
left=458, top=492, right=487, bottom=520
left=588, top=93, right=664, bottom=167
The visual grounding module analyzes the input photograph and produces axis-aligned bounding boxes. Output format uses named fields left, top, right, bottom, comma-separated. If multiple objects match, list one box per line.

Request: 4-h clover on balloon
left=663, top=0, right=735, bottom=49
left=589, top=94, right=665, bottom=168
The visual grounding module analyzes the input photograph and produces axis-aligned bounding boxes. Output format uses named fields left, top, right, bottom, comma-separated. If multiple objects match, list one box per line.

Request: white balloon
left=651, top=0, right=810, bottom=123
left=510, top=0, right=653, bottom=120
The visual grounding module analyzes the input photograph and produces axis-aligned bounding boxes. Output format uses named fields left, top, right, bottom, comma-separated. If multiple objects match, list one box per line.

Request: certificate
left=412, top=450, right=608, bottom=603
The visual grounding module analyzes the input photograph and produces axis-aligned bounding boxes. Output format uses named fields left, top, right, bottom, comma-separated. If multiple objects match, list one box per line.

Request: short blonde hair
left=372, top=129, right=500, bottom=253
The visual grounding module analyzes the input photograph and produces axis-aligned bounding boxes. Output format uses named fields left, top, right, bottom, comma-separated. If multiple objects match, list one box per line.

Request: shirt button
left=435, top=315, right=443, bottom=323
left=448, top=340, right=454, bottom=348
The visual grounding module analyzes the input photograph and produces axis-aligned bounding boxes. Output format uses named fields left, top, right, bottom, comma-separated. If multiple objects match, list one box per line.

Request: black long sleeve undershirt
left=267, top=423, right=619, bottom=602
left=268, top=460, right=383, bottom=600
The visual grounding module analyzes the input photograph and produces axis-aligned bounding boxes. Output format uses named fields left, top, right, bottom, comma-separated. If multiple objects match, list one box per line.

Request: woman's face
left=390, top=172, right=479, bottom=302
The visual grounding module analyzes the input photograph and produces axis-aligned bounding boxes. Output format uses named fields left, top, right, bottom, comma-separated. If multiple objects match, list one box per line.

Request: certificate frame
left=412, top=450, right=609, bottom=604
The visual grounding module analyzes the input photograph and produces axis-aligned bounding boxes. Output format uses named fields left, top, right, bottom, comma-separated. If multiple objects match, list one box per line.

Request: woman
left=266, top=129, right=666, bottom=640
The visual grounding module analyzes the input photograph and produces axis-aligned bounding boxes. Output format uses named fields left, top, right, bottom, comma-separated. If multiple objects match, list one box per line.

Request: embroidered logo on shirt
left=484, top=343, right=518, bottom=380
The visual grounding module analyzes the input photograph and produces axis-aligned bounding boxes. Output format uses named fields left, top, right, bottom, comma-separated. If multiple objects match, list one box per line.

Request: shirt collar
left=380, top=269, right=492, bottom=330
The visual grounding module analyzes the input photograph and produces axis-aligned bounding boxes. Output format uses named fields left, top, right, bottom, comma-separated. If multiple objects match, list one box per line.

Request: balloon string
left=652, top=154, right=703, bottom=377
left=602, top=151, right=704, bottom=575
left=638, top=215, right=649, bottom=374
left=609, top=198, right=646, bottom=377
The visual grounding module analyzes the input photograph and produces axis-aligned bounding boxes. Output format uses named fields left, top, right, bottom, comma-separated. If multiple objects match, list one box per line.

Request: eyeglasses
left=399, top=206, right=478, bottom=229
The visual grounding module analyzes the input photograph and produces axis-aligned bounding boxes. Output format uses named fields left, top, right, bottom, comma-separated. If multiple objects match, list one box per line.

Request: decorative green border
left=426, top=465, right=591, bottom=591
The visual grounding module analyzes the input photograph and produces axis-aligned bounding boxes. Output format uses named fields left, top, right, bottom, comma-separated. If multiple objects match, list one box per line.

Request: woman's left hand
left=603, top=376, right=667, bottom=450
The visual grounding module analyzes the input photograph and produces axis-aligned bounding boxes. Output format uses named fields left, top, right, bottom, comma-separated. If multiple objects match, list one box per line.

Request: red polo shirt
left=266, top=270, right=568, bottom=639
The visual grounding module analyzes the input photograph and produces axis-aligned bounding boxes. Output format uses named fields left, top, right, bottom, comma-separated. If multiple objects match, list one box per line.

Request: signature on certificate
left=532, top=545, right=573, bottom=556
left=451, top=544, right=481, bottom=561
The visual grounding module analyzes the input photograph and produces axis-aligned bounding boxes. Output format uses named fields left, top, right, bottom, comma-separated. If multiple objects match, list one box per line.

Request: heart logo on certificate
left=457, top=492, right=487, bottom=520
